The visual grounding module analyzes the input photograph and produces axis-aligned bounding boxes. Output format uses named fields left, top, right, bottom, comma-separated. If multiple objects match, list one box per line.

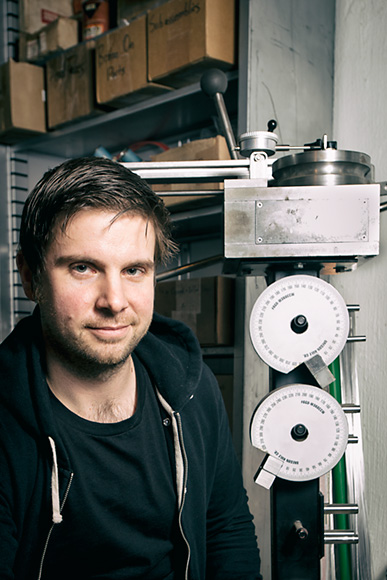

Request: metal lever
left=200, top=69, right=239, bottom=160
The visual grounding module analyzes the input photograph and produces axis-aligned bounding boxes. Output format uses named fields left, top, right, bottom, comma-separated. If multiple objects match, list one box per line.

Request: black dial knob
left=291, top=424, right=309, bottom=442
left=291, top=314, right=309, bottom=334
left=200, top=68, right=228, bottom=97
left=267, top=119, right=277, bottom=132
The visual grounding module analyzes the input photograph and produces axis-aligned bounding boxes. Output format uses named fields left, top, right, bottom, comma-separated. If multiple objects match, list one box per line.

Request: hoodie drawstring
left=48, top=437, right=63, bottom=524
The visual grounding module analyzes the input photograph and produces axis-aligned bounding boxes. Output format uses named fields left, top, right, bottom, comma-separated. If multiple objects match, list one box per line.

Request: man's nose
left=95, top=274, right=128, bottom=314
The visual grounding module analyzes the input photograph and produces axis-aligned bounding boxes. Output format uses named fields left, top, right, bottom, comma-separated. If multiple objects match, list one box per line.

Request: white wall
left=332, top=2, right=387, bottom=578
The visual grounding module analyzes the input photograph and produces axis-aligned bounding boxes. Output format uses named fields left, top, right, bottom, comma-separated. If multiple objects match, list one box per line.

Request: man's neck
left=46, top=356, right=137, bottom=423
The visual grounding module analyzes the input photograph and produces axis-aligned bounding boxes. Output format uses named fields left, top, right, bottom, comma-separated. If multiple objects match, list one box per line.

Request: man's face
left=32, top=209, right=156, bottom=375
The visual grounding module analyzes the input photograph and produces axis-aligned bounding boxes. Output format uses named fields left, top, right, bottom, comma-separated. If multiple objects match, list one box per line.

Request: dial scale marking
left=249, top=275, right=350, bottom=374
left=250, top=384, right=349, bottom=482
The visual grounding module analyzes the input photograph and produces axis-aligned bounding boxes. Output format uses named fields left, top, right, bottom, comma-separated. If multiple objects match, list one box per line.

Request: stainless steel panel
left=255, top=198, right=368, bottom=244
left=224, top=180, right=380, bottom=259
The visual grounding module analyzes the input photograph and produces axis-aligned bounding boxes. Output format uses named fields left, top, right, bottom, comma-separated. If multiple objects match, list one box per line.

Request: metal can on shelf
left=82, top=0, right=109, bottom=40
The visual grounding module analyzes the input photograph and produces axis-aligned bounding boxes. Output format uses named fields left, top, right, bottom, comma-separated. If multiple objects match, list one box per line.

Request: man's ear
left=16, top=252, right=35, bottom=301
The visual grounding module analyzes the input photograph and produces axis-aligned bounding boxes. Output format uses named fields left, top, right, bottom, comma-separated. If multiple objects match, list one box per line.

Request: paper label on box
left=41, top=8, right=61, bottom=24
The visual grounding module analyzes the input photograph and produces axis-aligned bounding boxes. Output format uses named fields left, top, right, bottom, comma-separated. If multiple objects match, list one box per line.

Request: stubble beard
left=42, top=314, right=151, bottom=381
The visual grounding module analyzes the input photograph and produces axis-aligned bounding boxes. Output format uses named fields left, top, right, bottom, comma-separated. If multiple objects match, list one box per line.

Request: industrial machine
left=124, top=69, right=379, bottom=579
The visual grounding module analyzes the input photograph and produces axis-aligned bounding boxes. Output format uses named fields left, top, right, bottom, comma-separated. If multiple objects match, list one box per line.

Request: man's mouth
left=87, top=325, right=130, bottom=340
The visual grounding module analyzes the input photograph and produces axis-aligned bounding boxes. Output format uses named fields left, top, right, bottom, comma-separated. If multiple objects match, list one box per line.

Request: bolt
left=294, top=520, right=309, bottom=540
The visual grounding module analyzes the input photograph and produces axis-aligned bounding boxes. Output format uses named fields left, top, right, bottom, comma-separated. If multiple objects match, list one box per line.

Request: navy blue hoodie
left=0, top=309, right=262, bottom=579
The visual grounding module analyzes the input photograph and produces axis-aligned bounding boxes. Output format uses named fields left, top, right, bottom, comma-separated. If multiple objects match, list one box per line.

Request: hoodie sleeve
left=178, top=361, right=263, bottom=580
left=203, top=370, right=263, bottom=580
left=0, top=425, right=22, bottom=579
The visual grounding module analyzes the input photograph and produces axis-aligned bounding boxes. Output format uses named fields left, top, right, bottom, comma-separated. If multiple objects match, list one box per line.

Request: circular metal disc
left=238, top=131, right=278, bottom=157
left=271, top=148, right=373, bottom=186
left=250, top=384, right=349, bottom=482
left=249, top=275, right=349, bottom=373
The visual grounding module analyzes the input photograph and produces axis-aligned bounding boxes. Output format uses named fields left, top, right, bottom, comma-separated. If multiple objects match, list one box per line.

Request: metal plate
left=250, top=383, right=349, bottom=482
left=255, top=197, right=368, bottom=244
left=249, top=275, right=349, bottom=373
left=224, top=181, right=380, bottom=259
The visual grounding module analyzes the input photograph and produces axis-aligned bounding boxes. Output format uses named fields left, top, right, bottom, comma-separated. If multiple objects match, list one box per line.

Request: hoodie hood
left=136, top=312, right=204, bottom=411
left=0, top=309, right=52, bottom=440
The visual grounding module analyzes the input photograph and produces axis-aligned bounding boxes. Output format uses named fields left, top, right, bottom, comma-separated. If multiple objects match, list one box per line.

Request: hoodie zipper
left=37, top=472, right=74, bottom=580
left=174, top=412, right=191, bottom=580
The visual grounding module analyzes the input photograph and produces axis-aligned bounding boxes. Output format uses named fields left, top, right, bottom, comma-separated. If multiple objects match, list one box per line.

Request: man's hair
left=19, top=156, right=178, bottom=276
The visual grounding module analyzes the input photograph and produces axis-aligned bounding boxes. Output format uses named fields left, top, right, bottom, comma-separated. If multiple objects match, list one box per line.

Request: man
left=0, top=157, right=262, bottom=579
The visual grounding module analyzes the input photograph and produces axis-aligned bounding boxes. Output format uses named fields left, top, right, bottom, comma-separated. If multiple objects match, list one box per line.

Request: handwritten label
left=149, top=0, right=201, bottom=33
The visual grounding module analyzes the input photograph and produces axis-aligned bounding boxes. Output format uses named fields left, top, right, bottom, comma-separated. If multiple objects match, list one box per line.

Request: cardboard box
left=19, top=17, right=79, bottom=62
left=46, top=41, right=104, bottom=129
left=0, top=59, right=46, bottom=143
left=154, top=276, right=235, bottom=346
left=95, top=18, right=171, bottom=108
left=151, top=135, right=230, bottom=210
left=20, top=0, right=74, bottom=34
left=152, top=135, right=230, bottom=164
left=147, top=0, right=236, bottom=88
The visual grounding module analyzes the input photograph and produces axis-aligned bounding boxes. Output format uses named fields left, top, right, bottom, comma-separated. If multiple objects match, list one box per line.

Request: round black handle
left=200, top=68, right=228, bottom=97
left=267, top=119, right=277, bottom=132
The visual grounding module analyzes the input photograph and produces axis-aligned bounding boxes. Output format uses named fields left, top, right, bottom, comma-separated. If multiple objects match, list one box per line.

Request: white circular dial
left=249, top=275, right=349, bottom=373
left=250, top=384, right=349, bottom=482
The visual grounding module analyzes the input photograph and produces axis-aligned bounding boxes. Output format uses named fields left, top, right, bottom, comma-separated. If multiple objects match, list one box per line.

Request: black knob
left=290, top=314, right=308, bottom=334
left=267, top=119, right=277, bottom=132
left=200, top=68, right=228, bottom=97
left=291, top=423, right=309, bottom=442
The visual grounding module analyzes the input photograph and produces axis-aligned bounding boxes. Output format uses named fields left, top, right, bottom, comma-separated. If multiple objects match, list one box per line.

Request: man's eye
left=73, top=264, right=89, bottom=273
left=126, top=268, right=140, bottom=276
